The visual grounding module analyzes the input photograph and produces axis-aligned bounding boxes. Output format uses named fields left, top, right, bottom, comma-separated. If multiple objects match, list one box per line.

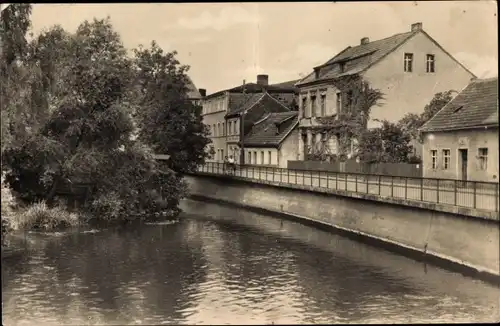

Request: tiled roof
left=185, top=75, right=202, bottom=99
left=226, top=92, right=290, bottom=117
left=205, top=80, right=298, bottom=99
left=297, top=31, right=417, bottom=85
left=243, top=112, right=299, bottom=148
left=419, top=77, right=498, bottom=132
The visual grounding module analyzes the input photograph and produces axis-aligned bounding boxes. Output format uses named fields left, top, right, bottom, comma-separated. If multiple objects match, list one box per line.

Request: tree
left=0, top=4, right=33, bottom=152
left=357, top=120, right=414, bottom=163
left=3, top=18, right=186, bottom=222
left=132, top=42, right=211, bottom=174
left=312, top=74, right=384, bottom=161
left=397, top=90, right=455, bottom=142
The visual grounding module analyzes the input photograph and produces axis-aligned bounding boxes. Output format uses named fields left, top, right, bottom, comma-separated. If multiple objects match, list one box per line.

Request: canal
left=2, top=199, right=499, bottom=325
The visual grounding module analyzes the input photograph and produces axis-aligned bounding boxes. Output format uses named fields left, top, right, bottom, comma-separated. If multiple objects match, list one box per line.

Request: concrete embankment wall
left=184, top=174, right=500, bottom=282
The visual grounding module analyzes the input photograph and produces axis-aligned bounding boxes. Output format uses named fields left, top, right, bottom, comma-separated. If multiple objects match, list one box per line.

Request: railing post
left=344, top=173, right=347, bottom=191
left=273, top=167, right=275, bottom=183
left=318, top=171, right=321, bottom=188
left=404, top=177, right=408, bottom=199
left=327, top=171, right=330, bottom=189
left=496, top=183, right=499, bottom=212
left=355, top=175, right=358, bottom=192
left=473, top=182, right=477, bottom=209
left=454, top=180, right=457, bottom=206
left=378, top=175, right=381, bottom=195
left=420, top=178, right=423, bottom=201
left=436, top=179, right=440, bottom=203
left=335, top=172, right=338, bottom=190
left=366, top=175, right=368, bottom=193
left=302, top=170, right=305, bottom=185
left=390, top=176, right=394, bottom=197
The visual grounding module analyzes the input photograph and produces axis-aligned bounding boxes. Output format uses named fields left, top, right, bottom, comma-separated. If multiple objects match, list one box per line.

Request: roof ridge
left=473, top=76, right=498, bottom=83
left=263, top=91, right=292, bottom=110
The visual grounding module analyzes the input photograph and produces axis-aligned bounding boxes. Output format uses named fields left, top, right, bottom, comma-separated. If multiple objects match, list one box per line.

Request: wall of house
left=297, top=84, right=345, bottom=160
left=363, top=31, right=475, bottom=129
left=202, top=94, right=229, bottom=162
left=279, top=129, right=300, bottom=168
left=185, top=174, right=500, bottom=278
left=244, top=147, right=279, bottom=166
left=422, top=128, right=499, bottom=182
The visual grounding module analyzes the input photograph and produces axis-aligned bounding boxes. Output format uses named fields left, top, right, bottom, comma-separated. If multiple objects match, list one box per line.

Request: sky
left=29, top=1, right=498, bottom=95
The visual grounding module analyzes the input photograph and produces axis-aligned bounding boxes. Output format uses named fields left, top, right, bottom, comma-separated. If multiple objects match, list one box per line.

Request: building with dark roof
left=419, top=77, right=498, bottom=182
left=201, top=75, right=299, bottom=163
left=295, top=22, right=476, bottom=161
left=242, top=112, right=299, bottom=168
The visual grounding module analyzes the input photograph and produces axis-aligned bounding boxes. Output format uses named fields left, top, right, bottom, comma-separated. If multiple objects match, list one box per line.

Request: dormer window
left=314, top=67, right=320, bottom=79
left=339, top=62, right=346, bottom=73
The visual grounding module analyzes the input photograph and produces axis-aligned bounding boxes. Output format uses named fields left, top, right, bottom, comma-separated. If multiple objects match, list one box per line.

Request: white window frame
left=426, top=54, right=435, bottom=73
left=442, top=149, right=450, bottom=170
left=404, top=53, right=413, bottom=72
left=478, top=147, right=488, bottom=170
left=431, top=149, right=438, bottom=169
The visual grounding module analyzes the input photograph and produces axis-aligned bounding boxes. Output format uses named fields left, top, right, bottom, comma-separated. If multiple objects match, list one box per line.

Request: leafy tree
left=3, top=18, right=186, bottom=222
left=0, top=4, right=33, bottom=152
left=397, top=90, right=455, bottom=142
left=132, top=42, right=211, bottom=174
left=357, top=120, right=414, bottom=163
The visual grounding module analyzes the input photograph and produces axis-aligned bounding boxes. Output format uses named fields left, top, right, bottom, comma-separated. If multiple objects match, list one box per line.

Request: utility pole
left=239, top=79, right=246, bottom=165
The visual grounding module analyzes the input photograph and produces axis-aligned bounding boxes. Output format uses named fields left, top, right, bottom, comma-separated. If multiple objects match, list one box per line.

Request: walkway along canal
left=185, top=162, right=500, bottom=283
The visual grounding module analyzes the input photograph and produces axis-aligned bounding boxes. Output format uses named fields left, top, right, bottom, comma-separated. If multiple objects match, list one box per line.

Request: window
left=320, top=94, right=326, bottom=116
left=222, top=122, right=225, bottom=136
left=426, top=54, right=435, bottom=73
left=339, top=62, right=345, bottom=73
left=311, top=95, right=317, bottom=117
left=336, top=92, right=342, bottom=112
left=442, top=149, right=450, bottom=169
left=431, top=150, right=438, bottom=169
left=302, top=96, right=308, bottom=117
left=234, top=120, right=238, bottom=134
left=221, top=149, right=224, bottom=160
left=261, top=151, right=264, bottom=164
left=253, top=151, right=257, bottom=164
left=217, top=123, right=220, bottom=136
left=478, top=148, right=488, bottom=170
left=248, top=151, right=252, bottom=164
left=228, top=121, right=232, bottom=135
left=346, top=91, right=353, bottom=109
left=268, top=151, right=272, bottom=164
left=404, top=53, right=413, bottom=72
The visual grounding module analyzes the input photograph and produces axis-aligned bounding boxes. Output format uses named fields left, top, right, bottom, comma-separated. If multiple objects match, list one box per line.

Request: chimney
left=360, top=37, right=369, bottom=45
left=198, top=88, right=206, bottom=97
left=411, top=22, right=423, bottom=32
left=314, top=67, right=320, bottom=79
left=256, top=74, right=269, bottom=86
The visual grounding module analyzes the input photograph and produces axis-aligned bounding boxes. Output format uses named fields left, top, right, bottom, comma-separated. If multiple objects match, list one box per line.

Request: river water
left=2, top=199, right=499, bottom=325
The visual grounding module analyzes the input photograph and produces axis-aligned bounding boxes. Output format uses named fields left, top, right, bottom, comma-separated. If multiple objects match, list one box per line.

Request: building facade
left=242, top=112, right=299, bottom=168
left=295, top=22, right=476, bottom=161
left=419, top=77, right=498, bottom=182
left=201, top=75, right=298, bottom=163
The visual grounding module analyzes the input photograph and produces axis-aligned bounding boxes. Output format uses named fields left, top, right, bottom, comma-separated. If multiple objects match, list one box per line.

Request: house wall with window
left=243, top=129, right=299, bottom=169
left=422, top=128, right=499, bottom=182
left=202, top=93, right=229, bottom=162
left=363, top=31, right=474, bottom=129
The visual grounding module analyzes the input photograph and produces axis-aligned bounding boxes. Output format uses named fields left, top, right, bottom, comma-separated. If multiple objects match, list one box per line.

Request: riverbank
left=184, top=174, right=500, bottom=285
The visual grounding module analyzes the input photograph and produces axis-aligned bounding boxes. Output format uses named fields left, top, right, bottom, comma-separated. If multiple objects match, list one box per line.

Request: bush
left=17, top=201, right=79, bottom=231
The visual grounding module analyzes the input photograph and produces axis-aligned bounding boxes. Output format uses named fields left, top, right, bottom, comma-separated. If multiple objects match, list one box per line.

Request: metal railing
left=194, top=162, right=500, bottom=213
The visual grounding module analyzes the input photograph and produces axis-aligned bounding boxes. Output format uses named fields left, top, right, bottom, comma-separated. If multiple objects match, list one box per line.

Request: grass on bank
left=2, top=175, right=79, bottom=234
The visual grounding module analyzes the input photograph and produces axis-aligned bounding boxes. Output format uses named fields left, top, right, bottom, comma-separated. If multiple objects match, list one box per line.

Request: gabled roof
left=297, top=32, right=416, bottom=86
left=243, top=112, right=299, bottom=148
left=419, top=77, right=498, bottom=132
left=225, top=91, right=290, bottom=118
left=296, top=27, right=475, bottom=87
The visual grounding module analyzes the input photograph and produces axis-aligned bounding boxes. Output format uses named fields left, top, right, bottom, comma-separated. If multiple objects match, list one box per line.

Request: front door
left=459, top=149, right=468, bottom=181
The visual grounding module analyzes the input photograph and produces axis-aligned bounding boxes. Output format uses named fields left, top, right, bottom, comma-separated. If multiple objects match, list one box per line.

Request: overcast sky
left=30, top=1, right=497, bottom=94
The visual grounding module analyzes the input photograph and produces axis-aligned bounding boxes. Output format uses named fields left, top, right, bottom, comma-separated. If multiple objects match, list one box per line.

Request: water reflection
left=2, top=200, right=499, bottom=325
